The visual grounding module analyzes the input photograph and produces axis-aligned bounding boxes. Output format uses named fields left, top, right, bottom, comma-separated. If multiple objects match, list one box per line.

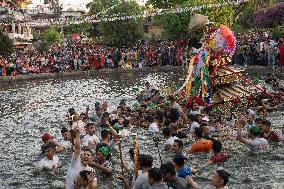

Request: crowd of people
left=0, top=32, right=283, bottom=77
left=233, top=32, right=284, bottom=68
left=38, top=76, right=284, bottom=189
left=0, top=40, right=190, bottom=76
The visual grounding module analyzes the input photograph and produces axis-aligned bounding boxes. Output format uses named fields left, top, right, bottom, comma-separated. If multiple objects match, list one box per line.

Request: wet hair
left=148, top=168, right=162, bottom=182
left=140, top=104, right=147, bottom=109
left=146, top=115, right=154, bottom=123
left=120, top=99, right=126, bottom=105
left=101, top=129, right=110, bottom=139
left=160, top=162, right=176, bottom=175
left=129, top=148, right=139, bottom=159
left=188, top=114, right=198, bottom=122
left=82, top=147, right=93, bottom=156
left=95, top=106, right=102, bottom=112
left=125, top=107, right=132, bottom=113
left=156, top=110, right=165, bottom=122
left=194, top=127, right=203, bottom=138
left=117, top=106, right=123, bottom=110
left=102, top=112, right=110, bottom=117
left=79, top=170, right=93, bottom=182
left=80, top=113, right=87, bottom=117
left=42, top=142, right=56, bottom=152
left=200, top=123, right=208, bottom=127
left=123, top=119, right=130, bottom=127
left=216, top=170, right=231, bottom=186
left=138, top=154, right=153, bottom=168
left=86, top=123, right=95, bottom=129
left=255, top=118, right=262, bottom=123
left=169, top=108, right=180, bottom=123
left=61, top=127, right=68, bottom=134
left=261, top=120, right=271, bottom=128
left=68, top=107, right=76, bottom=115
left=173, top=155, right=185, bottom=166
left=212, top=140, right=222, bottom=153
left=173, top=139, right=183, bottom=149
left=164, top=119, right=171, bottom=127
left=162, top=127, right=171, bottom=137
left=168, top=95, right=175, bottom=102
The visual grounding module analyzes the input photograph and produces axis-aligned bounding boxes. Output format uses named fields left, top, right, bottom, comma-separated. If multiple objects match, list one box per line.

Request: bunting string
left=0, top=0, right=249, bottom=27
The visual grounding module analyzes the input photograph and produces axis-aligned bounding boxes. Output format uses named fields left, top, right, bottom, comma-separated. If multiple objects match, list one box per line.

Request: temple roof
left=212, top=84, right=251, bottom=103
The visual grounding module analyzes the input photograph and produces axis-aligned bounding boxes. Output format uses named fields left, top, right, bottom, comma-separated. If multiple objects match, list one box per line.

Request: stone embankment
left=0, top=65, right=283, bottom=85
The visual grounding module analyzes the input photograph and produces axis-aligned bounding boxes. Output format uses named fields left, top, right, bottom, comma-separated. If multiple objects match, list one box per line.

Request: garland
left=0, top=0, right=250, bottom=27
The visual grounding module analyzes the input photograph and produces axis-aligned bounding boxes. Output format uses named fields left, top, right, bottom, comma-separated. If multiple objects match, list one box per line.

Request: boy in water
left=211, top=170, right=231, bottom=189
left=160, top=162, right=188, bottom=189
left=38, top=142, right=61, bottom=170
left=74, top=170, right=97, bottom=189
left=91, top=145, right=113, bottom=175
left=148, top=168, right=167, bottom=189
left=236, top=117, right=269, bottom=154
left=205, top=140, right=229, bottom=165
left=173, top=154, right=198, bottom=188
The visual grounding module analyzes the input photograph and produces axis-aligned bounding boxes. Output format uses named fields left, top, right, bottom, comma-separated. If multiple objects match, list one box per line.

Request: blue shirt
left=177, top=166, right=192, bottom=179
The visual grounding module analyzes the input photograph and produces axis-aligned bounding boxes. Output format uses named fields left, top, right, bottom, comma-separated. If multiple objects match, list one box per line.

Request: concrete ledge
left=0, top=65, right=283, bottom=85
left=0, top=66, right=184, bottom=83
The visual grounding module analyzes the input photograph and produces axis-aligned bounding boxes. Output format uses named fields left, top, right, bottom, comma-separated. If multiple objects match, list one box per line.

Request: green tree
left=155, top=12, right=191, bottom=40
left=0, top=30, right=14, bottom=55
left=63, top=23, right=94, bottom=37
left=89, top=0, right=144, bottom=47
left=233, top=0, right=276, bottom=30
left=40, top=28, right=61, bottom=51
left=149, top=0, right=235, bottom=41
left=272, top=24, right=284, bottom=39
left=146, top=0, right=188, bottom=9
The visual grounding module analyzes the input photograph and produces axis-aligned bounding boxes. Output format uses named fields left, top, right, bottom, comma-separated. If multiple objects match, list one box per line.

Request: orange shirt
left=188, top=139, right=212, bottom=153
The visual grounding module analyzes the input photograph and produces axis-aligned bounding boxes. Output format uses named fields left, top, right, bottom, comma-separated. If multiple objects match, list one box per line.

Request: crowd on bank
left=233, top=32, right=284, bottom=68
left=0, top=32, right=284, bottom=77
left=0, top=41, right=189, bottom=76
left=38, top=76, right=284, bottom=189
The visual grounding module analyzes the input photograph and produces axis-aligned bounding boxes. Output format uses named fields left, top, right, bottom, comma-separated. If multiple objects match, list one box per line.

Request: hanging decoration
left=0, top=0, right=250, bottom=27
left=176, top=11, right=272, bottom=109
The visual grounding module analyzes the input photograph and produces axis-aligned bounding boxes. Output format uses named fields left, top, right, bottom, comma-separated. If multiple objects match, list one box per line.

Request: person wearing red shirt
left=279, top=38, right=284, bottom=68
left=260, top=120, right=281, bottom=143
left=208, top=140, right=229, bottom=164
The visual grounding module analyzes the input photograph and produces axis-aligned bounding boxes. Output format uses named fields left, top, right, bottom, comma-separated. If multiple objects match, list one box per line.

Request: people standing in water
left=36, top=76, right=284, bottom=188
left=38, top=143, right=61, bottom=170
left=65, top=127, right=96, bottom=189
left=236, top=117, right=269, bottom=154
left=160, top=162, right=188, bottom=189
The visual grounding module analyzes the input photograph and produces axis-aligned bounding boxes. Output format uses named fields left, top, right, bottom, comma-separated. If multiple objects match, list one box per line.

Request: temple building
left=0, top=0, right=33, bottom=48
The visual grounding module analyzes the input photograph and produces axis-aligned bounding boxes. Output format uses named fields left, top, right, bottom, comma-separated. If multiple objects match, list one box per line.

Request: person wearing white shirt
left=72, top=119, right=86, bottom=133
left=147, top=116, right=159, bottom=133
left=66, top=127, right=96, bottom=189
left=82, top=123, right=100, bottom=149
left=162, top=127, right=179, bottom=151
left=38, top=143, right=61, bottom=170
left=121, top=119, right=133, bottom=137
left=188, top=114, right=200, bottom=133
left=236, top=118, right=269, bottom=154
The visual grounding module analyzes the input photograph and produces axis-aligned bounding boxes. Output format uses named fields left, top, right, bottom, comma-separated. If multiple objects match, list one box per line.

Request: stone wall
left=0, top=66, right=185, bottom=83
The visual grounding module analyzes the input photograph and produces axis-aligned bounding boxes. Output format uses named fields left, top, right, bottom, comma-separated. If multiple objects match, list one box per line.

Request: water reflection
left=0, top=71, right=283, bottom=189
